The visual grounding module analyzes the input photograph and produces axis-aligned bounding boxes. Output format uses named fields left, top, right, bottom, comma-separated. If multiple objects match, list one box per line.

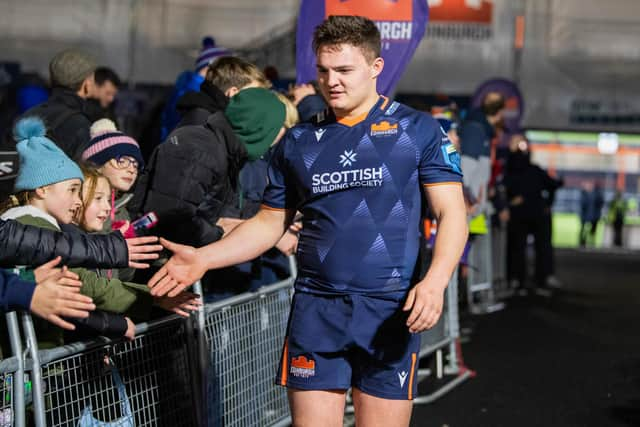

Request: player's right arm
left=148, top=207, right=294, bottom=297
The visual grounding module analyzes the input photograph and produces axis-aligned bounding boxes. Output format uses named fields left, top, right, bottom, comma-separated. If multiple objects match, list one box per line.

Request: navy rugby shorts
left=276, top=291, right=420, bottom=400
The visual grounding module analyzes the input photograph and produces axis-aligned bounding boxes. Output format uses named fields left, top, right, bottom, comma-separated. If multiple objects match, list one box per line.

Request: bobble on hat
left=14, top=116, right=47, bottom=142
left=13, top=117, right=84, bottom=191
left=82, top=119, right=144, bottom=169
left=202, top=36, right=216, bottom=48
left=90, top=118, right=118, bottom=137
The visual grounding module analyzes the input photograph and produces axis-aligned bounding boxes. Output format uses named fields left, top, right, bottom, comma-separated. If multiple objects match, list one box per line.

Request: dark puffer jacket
left=21, top=88, right=103, bottom=160
left=130, top=110, right=247, bottom=247
left=0, top=218, right=129, bottom=268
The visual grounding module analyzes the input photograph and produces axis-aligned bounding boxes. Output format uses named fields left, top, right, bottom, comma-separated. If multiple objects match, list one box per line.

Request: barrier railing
left=202, top=278, right=294, bottom=427
left=467, top=227, right=506, bottom=314
left=491, top=224, right=511, bottom=299
left=1, top=312, right=24, bottom=427
left=2, top=314, right=199, bottom=427
left=3, top=255, right=470, bottom=425
left=413, top=269, right=473, bottom=404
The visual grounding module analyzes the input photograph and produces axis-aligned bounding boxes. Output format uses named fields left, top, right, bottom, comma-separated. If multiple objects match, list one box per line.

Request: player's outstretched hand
left=126, top=236, right=163, bottom=269
left=148, top=238, right=208, bottom=297
left=402, top=282, right=445, bottom=334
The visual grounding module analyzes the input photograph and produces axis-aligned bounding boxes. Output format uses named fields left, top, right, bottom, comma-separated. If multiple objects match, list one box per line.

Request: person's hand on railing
left=148, top=239, right=208, bottom=297
left=124, top=317, right=136, bottom=341
left=154, top=291, right=202, bottom=317
left=126, top=236, right=163, bottom=269
left=30, top=264, right=96, bottom=330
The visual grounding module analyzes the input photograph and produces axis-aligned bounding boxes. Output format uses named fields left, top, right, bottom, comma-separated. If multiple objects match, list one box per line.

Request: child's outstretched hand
left=34, top=256, right=81, bottom=289
left=31, top=272, right=95, bottom=330
left=155, top=291, right=202, bottom=317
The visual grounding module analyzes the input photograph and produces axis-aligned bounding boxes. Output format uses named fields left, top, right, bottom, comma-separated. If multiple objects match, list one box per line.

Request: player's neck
left=334, top=91, right=380, bottom=121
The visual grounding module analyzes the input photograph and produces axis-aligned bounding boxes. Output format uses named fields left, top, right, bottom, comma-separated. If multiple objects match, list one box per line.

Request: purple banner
left=296, top=0, right=429, bottom=95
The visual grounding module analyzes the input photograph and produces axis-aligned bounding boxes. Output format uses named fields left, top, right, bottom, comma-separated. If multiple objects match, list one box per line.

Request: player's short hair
left=205, top=56, right=270, bottom=93
left=313, top=15, right=381, bottom=63
left=482, top=92, right=505, bottom=116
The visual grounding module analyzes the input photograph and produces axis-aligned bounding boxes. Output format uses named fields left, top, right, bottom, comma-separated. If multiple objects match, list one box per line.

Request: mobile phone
left=131, top=212, right=158, bottom=232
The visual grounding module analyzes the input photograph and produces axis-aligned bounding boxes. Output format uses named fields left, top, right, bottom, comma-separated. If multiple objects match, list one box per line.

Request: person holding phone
left=81, top=119, right=146, bottom=280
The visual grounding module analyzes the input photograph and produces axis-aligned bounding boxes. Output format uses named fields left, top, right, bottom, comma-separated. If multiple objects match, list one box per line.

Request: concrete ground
left=411, top=249, right=640, bottom=427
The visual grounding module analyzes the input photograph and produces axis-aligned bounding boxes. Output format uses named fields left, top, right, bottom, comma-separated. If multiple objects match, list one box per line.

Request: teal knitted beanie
left=13, top=117, right=83, bottom=191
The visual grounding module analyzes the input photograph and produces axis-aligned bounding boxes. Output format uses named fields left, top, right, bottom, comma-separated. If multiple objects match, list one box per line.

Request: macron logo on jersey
left=315, top=128, right=326, bottom=142
left=339, top=150, right=357, bottom=167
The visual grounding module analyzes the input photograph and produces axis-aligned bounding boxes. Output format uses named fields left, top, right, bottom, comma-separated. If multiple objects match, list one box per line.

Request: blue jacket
left=459, top=108, right=494, bottom=159
left=1, top=269, right=35, bottom=312
left=160, top=71, right=205, bottom=142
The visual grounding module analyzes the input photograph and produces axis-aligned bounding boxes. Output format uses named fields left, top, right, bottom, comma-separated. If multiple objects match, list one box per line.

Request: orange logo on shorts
left=325, top=0, right=413, bottom=21
left=290, top=356, right=316, bottom=378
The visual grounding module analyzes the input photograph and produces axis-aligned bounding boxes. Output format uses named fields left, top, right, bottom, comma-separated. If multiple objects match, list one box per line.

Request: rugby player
left=149, top=15, right=467, bottom=426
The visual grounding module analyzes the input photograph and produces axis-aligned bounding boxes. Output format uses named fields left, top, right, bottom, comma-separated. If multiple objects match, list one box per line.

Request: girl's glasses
left=112, top=156, right=139, bottom=170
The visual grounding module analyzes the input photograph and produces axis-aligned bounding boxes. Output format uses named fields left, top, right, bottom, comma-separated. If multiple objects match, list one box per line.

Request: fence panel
left=0, top=371, right=14, bottom=427
left=467, top=230, right=505, bottom=314
left=203, top=280, right=294, bottom=427
left=37, top=316, right=196, bottom=427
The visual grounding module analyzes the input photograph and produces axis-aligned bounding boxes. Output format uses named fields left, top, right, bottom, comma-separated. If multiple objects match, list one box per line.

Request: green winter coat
left=10, top=213, right=153, bottom=349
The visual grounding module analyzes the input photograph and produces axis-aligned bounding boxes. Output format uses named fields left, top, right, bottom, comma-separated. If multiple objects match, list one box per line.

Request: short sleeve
left=418, top=116, right=464, bottom=186
left=262, top=133, right=298, bottom=210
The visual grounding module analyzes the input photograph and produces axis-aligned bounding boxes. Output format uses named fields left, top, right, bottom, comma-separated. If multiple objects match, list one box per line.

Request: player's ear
left=371, top=57, right=384, bottom=79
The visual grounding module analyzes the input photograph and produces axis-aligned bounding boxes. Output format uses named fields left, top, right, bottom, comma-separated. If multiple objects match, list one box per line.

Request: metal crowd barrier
left=201, top=278, right=295, bottom=427
left=413, top=269, right=473, bottom=404
left=2, top=313, right=199, bottom=427
left=467, top=227, right=506, bottom=314
left=491, top=224, right=511, bottom=299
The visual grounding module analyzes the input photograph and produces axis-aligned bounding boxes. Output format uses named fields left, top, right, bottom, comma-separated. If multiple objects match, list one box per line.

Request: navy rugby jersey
left=262, top=96, right=462, bottom=297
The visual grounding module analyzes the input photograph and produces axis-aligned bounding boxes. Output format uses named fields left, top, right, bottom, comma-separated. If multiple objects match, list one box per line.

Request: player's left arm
left=404, top=183, right=468, bottom=333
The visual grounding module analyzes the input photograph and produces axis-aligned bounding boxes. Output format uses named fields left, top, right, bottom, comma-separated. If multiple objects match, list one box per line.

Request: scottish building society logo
left=339, top=150, right=357, bottom=167
left=311, top=150, right=383, bottom=194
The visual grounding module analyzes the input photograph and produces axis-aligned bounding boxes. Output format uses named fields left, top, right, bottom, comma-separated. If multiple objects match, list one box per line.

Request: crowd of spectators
left=0, top=42, right=329, bottom=350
